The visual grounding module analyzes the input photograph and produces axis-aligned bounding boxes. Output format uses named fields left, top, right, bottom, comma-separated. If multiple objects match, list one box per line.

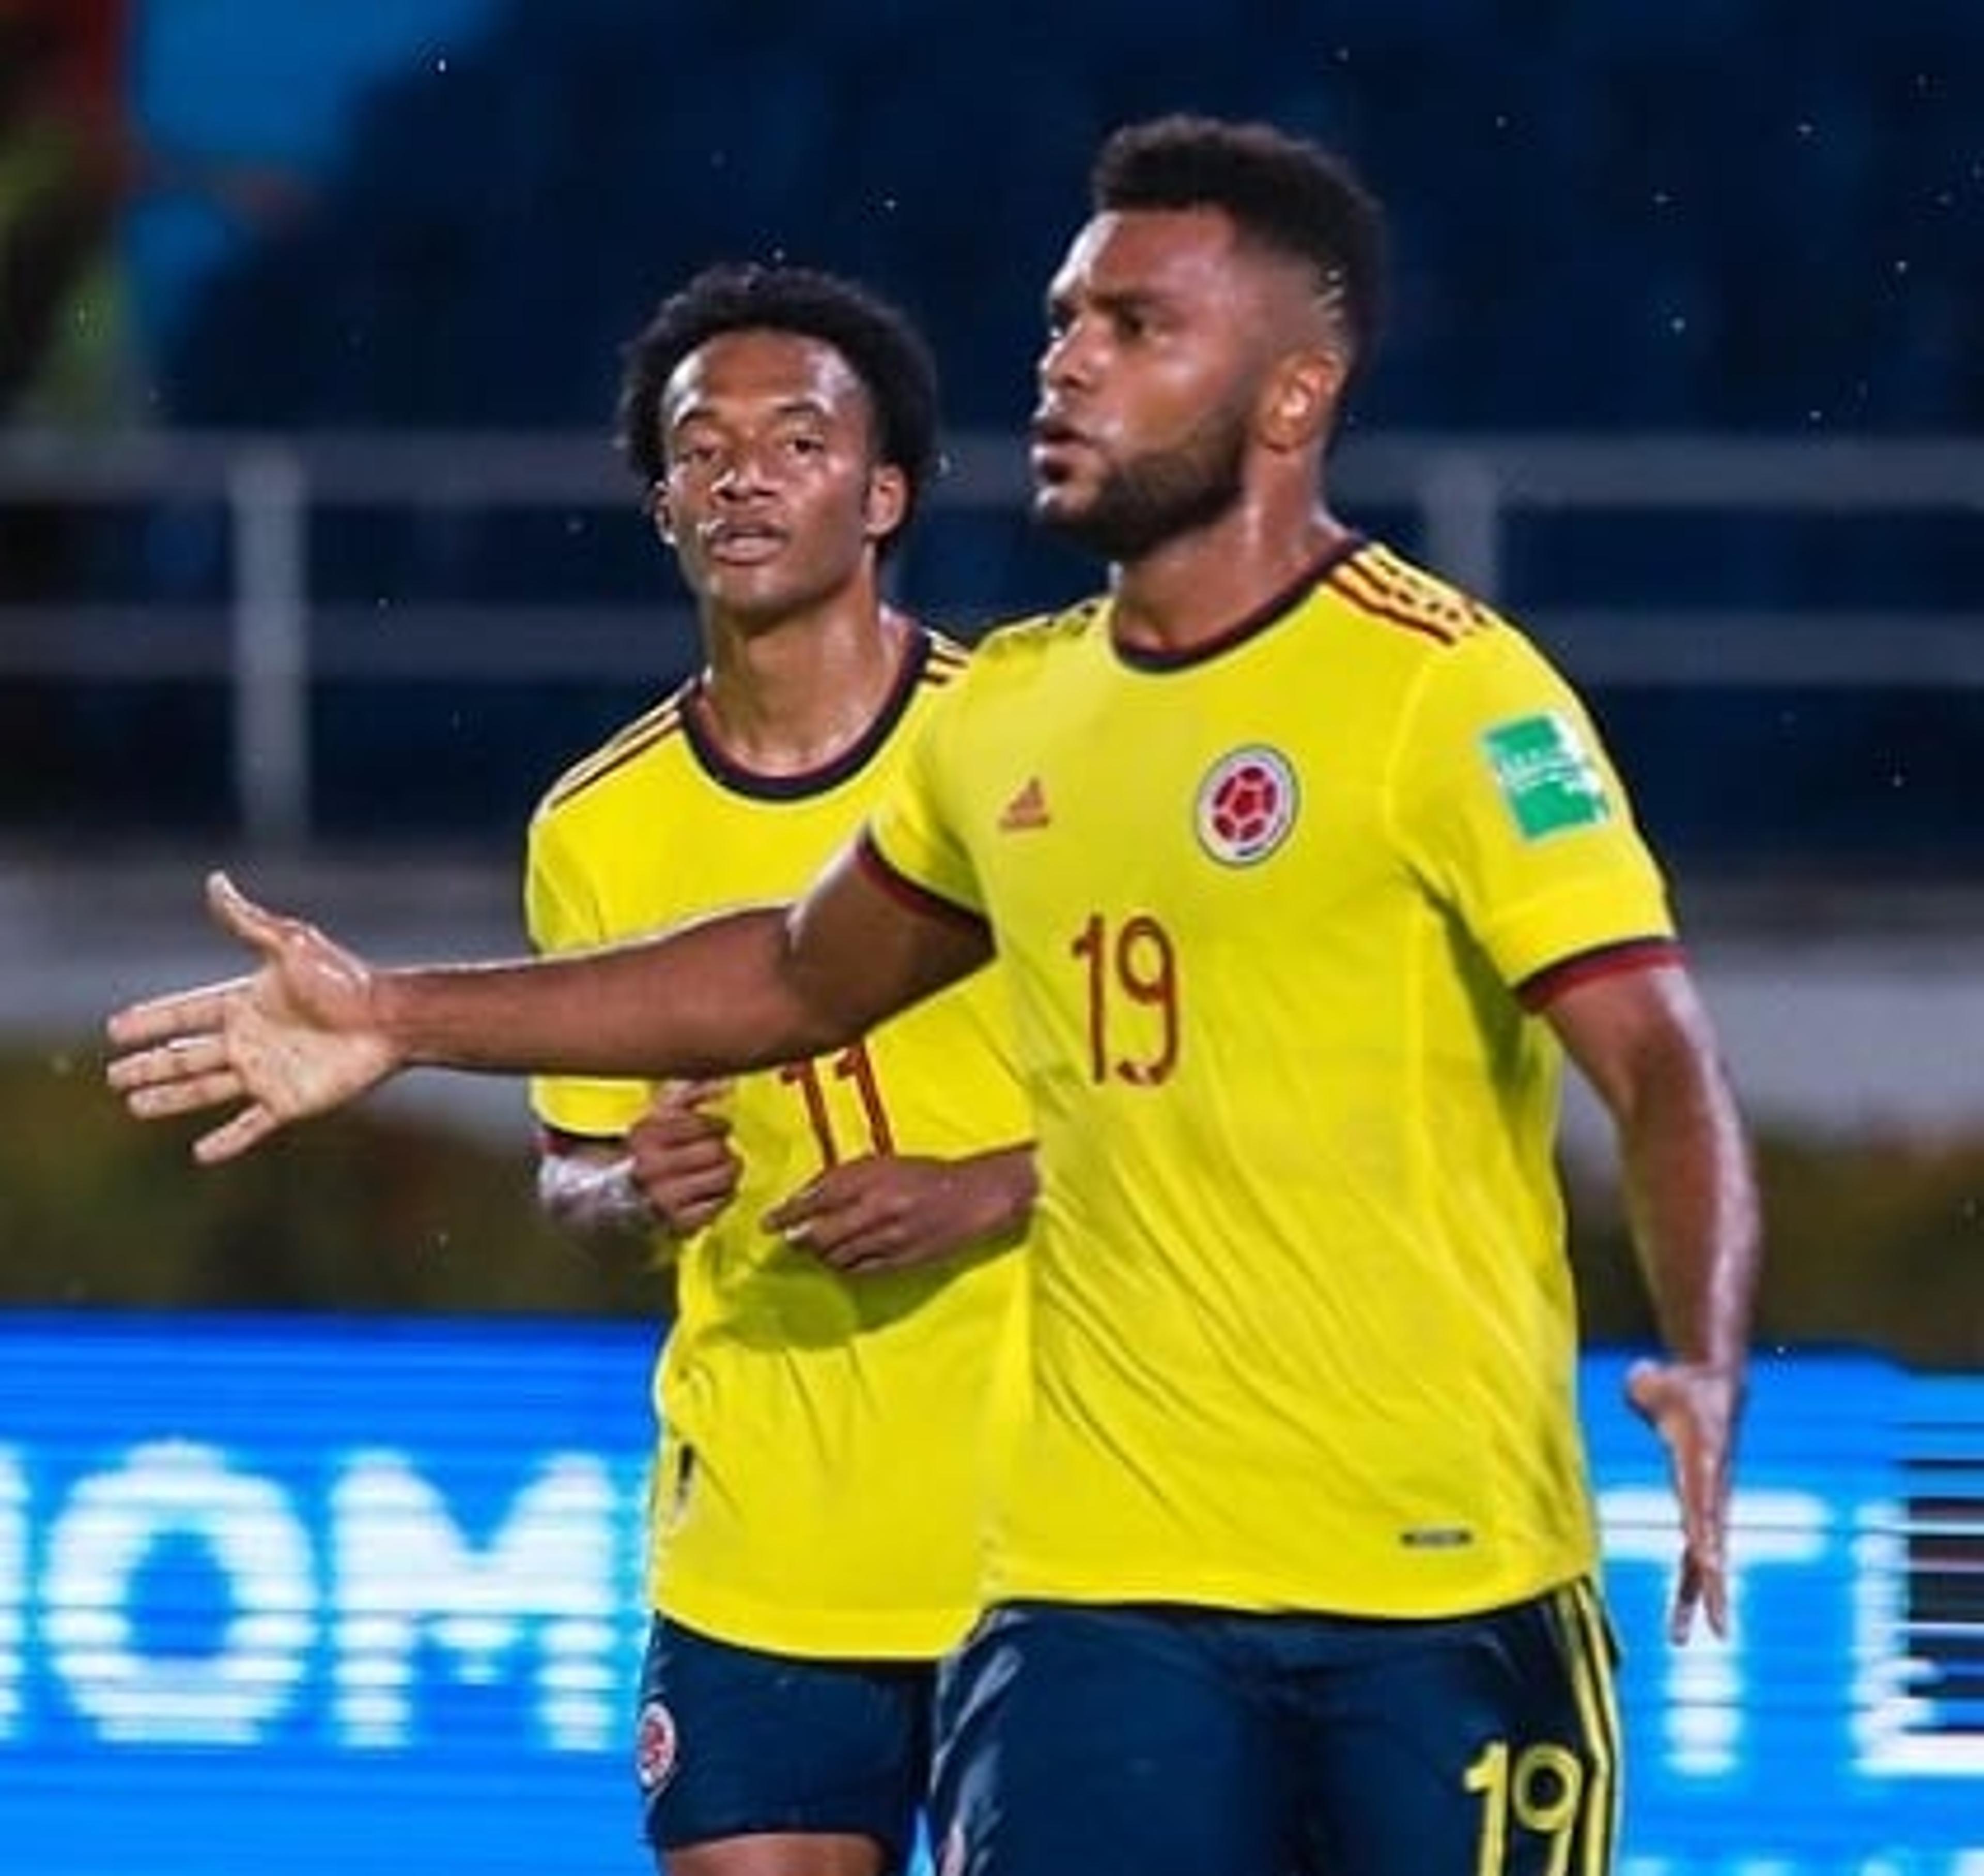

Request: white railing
left=2, top=428, right=1981, bottom=848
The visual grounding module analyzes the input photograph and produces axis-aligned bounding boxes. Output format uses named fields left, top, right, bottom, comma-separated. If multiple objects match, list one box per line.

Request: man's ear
left=864, top=464, right=908, bottom=545
left=1259, top=349, right=1346, bottom=452
left=649, top=483, right=676, bottom=547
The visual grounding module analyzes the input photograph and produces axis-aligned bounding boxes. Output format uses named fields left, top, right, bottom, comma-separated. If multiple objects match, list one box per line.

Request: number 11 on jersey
left=778, top=1043, right=896, bottom=1165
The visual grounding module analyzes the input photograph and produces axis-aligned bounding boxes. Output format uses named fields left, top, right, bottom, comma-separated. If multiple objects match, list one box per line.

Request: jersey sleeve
left=523, top=809, right=656, bottom=1140
left=1391, top=624, right=1678, bottom=997
left=860, top=673, right=988, bottom=922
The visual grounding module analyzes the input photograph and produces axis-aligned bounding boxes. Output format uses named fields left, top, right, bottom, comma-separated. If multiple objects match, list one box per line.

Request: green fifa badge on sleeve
left=1481, top=713, right=1613, bottom=840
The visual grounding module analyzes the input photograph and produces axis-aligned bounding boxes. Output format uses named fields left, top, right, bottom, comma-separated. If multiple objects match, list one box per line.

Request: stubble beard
left=1035, top=409, right=1251, bottom=564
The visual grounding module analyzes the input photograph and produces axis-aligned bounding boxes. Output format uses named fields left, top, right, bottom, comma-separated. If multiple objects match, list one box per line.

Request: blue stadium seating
left=44, top=2, right=1984, bottom=858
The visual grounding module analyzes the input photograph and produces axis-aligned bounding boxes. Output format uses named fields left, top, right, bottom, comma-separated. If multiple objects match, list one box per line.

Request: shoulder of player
left=532, top=686, right=692, bottom=819
left=1322, top=542, right=1508, bottom=652
left=943, top=597, right=1109, bottom=675
left=910, top=620, right=975, bottom=690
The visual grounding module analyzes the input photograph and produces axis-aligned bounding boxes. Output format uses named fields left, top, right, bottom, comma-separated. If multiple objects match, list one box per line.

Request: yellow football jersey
left=528, top=629, right=1031, bottom=1657
left=865, top=541, right=1677, bottom=1618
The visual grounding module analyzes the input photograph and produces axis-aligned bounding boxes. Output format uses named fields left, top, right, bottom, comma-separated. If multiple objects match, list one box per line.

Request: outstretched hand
left=1625, top=1357, right=1744, bottom=1644
left=104, top=872, right=401, bottom=1164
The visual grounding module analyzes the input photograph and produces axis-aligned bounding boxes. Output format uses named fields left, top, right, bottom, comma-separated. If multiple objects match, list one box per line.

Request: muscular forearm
left=375, top=907, right=857, bottom=1080
left=1551, top=965, right=1761, bottom=1376
left=1613, top=1037, right=1760, bottom=1375
left=1551, top=962, right=1759, bottom=1642
left=104, top=865, right=986, bottom=1169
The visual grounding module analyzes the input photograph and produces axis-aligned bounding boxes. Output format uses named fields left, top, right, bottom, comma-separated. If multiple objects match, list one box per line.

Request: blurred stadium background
left=2, top=3, right=1980, bottom=1871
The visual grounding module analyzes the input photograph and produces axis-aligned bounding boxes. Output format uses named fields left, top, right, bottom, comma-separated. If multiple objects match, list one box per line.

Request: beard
left=1035, top=404, right=1250, bottom=562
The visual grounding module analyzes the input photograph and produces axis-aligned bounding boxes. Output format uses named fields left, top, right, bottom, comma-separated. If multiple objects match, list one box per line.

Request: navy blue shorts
left=632, top=1615, right=935, bottom=1869
left=930, top=1582, right=1621, bottom=1876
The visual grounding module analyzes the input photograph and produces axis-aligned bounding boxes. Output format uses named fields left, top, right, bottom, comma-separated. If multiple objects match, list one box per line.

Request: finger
left=762, top=1186, right=822, bottom=1235
left=1624, top=1357, right=1671, bottom=1425
left=207, top=871, right=289, bottom=954
left=194, top=1103, right=284, bottom=1165
left=123, top=1066, right=248, bottom=1119
left=1632, top=1363, right=1736, bottom=1647
left=655, top=1113, right=734, bottom=1148
left=1686, top=1512, right=1732, bottom=1640
left=107, top=1041, right=184, bottom=1092
left=649, top=1113, right=729, bottom=1144
left=769, top=1201, right=855, bottom=1253
left=763, top=1160, right=871, bottom=1232
left=633, top=1100, right=733, bottom=1142
left=668, top=1195, right=733, bottom=1234
left=770, top=1204, right=864, bottom=1254
left=831, top=1242, right=918, bottom=1276
left=1672, top=1543, right=1734, bottom=1646
left=651, top=1081, right=715, bottom=1117
left=803, top=1229, right=860, bottom=1265
left=645, top=1165, right=742, bottom=1216
left=633, top=1145, right=730, bottom=1196
left=1668, top=1548, right=1699, bottom=1644
left=1670, top=1423, right=1726, bottom=1562
left=631, top=1141, right=738, bottom=1188
left=1698, top=1564, right=1729, bottom=1641
left=111, top=1032, right=237, bottom=1091
left=1679, top=1489, right=1725, bottom=1588
left=106, top=986, right=242, bottom=1053
left=804, top=1211, right=901, bottom=1266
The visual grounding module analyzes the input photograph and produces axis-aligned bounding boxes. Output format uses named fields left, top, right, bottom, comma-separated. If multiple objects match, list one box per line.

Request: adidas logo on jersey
left=998, top=777, right=1051, bottom=831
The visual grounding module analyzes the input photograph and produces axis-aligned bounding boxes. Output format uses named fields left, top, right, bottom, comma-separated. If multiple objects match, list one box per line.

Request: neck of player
left=697, top=584, right=911, bottom=777
left=1110, top=488, right=1351, bottom=657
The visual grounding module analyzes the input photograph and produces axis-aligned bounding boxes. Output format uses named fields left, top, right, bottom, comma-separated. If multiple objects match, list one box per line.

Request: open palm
left=105, top=872, right=401, bottom=1162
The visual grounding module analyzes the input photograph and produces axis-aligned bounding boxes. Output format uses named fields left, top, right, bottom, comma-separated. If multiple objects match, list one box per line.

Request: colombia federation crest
left=1194, top=745, right=1299, bottom=866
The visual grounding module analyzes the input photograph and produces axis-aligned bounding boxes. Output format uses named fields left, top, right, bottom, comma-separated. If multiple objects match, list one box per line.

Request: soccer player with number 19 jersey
left=868, top=537, right=1669, bottom=1625
left=105, top=118, right=1761, bottom=1876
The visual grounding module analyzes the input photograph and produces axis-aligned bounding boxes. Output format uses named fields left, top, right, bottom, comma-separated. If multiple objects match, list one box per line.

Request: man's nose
left=1039, top=321, right=1096, bottom=392
left=714, top=445, right=776, bottom=494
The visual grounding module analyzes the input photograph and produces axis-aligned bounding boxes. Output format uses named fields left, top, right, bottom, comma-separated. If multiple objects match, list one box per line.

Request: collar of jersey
left=1111, top=533, right=1367, bottom=673
left=678, top=625, right=933, bottom=800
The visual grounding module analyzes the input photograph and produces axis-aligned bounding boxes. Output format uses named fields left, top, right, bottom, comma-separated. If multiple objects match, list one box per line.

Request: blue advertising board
left=0, top=1316, right=1976, bottom=1874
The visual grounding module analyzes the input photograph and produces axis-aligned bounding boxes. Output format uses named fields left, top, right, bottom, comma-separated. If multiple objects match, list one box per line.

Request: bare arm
left=107, top=846, right=994, bottom=1164
left=1544, top=959, right=1762, bottom=1641
left=388, top=841, right=987, bottom=1076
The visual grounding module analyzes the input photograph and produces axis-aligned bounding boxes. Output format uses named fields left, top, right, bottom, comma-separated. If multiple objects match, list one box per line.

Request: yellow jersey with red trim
left=527, top=627, right=1030, bottom=1657
left=863, top=540, right=1676, bottom=1617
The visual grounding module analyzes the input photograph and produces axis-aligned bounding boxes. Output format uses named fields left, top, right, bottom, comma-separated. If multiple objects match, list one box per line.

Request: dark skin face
left=1032, top=208, right=1262, bottom=558
left=1030, top=207, right=1352, bottom=649
left=654, top=328, right=905, bottom=632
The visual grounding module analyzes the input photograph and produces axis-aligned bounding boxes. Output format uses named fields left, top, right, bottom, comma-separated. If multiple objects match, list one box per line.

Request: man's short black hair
left=1090, top=115, right=1387, bottom=382
left=616, top=262, right=940, bottom=549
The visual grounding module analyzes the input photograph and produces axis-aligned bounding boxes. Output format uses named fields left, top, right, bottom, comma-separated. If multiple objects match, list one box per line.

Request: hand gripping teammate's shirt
left=862, top=541, right=1678, bottom=1620
left=528, top=628, right=1031, bottom=1658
